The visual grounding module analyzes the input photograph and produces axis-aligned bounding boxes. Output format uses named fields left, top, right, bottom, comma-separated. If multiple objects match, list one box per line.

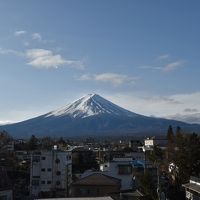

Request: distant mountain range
left=166, top=113, right=200, bottom=124
left=1, top=94, right=200, bottom=138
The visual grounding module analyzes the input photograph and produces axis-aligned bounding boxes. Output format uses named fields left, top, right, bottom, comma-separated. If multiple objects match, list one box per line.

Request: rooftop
left=72, top=173, right=121, bottom=186
left=35, top=197, right=114, bottom=200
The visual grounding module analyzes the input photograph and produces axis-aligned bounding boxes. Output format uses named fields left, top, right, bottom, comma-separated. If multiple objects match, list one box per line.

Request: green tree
left=166, top=125, right=175, bottom=161
left=26, top=135, right=38, bottom=150
left=147, top=145, right=163, bottom=164
left=167, top=125, right=174, bottom=143
left=41, top=137, right=54, bottom=150
left=137, top=171, right=158, bottom=200
left=0, top=130, right=12, bottom=146
left=168, top=132, right=200, bottom=186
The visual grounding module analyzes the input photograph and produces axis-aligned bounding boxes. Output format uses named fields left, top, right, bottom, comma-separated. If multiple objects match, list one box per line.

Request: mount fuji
left=1, top=94, right=200, bottom=138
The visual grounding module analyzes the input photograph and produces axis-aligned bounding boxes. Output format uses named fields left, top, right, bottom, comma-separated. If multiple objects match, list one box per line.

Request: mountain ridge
left=1, top=94, right=200, bottom=138
left=44, top=94, right=139, bottom=119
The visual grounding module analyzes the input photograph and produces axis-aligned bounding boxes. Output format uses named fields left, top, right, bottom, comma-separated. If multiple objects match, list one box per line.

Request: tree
left=40, top=137, right=54, bottom=150
left=167, top=132, right=200, bottom=186
left=166, top=125, right=175, bottom=161
left=0, top=130, right=12, bottom=147
left=26, top=135, right=38, bottom=150
left=147, top=145, right=163, bottom=164
left=175, top=126, right=183, bottom=142
left=167, top=125, right=174, bottom=143
left=137, top=171, right=158, bottom=200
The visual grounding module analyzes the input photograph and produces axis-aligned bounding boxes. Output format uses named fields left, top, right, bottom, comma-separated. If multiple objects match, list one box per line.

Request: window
left=41, top=180, right=45, bottom=184
left=56, top=171, right=61, bottom=176
left=55, top=158, right=60, bottom=164
left=32, top=156, right=40, bottom=162
left=41, top=156, right=46, bottom=160
left=32, top=180, right=39, bottom=186
left=47, top=181, right=51, bottom=184
left=32, top=176, right=40, bottom=178
left=118, top=165, right=132, bottom=175
left=56, top=181, right=60, bottom=186
left=41, top=168, right=45, bottom=172
left=47, top=168, right=51, bottom=172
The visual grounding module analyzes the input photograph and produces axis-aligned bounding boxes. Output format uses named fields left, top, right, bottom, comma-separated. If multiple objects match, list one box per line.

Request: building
left=35, top=196, right=114, bottom=200
left=72, top=146, right=97, bottom=174
left=0, top=167, right=13, bottom=200
left=82, top=157, right=134, bottom=191
left=30, top=147, right=72, bottom=198
left=129, top=140, right=142, bottom=151
left=183, top=176, right=200, bottom=200
left=71, top=173, right=121, bottom=197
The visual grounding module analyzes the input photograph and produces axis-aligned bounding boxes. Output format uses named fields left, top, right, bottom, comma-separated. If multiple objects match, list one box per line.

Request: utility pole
left=157, top=163, right=160, bottom=200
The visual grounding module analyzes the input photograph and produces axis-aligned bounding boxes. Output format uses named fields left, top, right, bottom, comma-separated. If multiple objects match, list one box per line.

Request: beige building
left=30, top=148, right=72, bottom=198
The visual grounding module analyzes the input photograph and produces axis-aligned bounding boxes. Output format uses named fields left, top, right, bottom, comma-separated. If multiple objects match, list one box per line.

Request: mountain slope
left=1, top=94, right=200, bottom=138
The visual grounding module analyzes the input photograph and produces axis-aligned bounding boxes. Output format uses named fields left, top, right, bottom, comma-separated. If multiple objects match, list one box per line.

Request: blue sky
left=1, top=0, right=200, bottom=123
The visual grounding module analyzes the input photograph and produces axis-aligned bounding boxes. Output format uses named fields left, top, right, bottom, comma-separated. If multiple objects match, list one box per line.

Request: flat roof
left=182, top=183, right=200, bottom=193
left=36, top=197, right=114, bottom=200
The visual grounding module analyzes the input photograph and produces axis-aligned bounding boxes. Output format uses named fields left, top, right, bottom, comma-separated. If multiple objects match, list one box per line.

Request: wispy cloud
left=14, top=30, right=27, bottom=36
left=184, top=108, right=198, bottom=113
left=26, top=48, right=84, bottom=69
left=79, top=73, right=137, bottom=86
left=157, top=54, right=170, bottom=60
left=106, top=91, right=200, bottom=119
left=139, top=54, right=185, bottom=72
left=32, top=33, right=42, bottom=41
left=138, top=65, right=162, bottom=70
left=166, top=112, right=200, bottom=124
left=163, top=60, right=184, bottom=71
left=143, top=96, right=181, bottom=105
left=0, top=47, right=24, bottom=56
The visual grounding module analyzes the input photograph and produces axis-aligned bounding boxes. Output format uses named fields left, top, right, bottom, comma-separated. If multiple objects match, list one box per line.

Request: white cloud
left=24, top=42, right=30, bottom=47
left=157, top=54, right=169, bottom=60
left=26, top=48, right=84, bottom=69
left=184, top=108, right=198, bottom=113
left=163, top=60, right=184, bottom=71
left=139, top=53, right=185, bottom=72
left=139, top=60, right=185, bottom=72
left=79, top=73, right=137, bottom=86
left=0, top=48, right=24, bottom=56
left=14, top=30, right=27, bottom=36
left=166, top=113, right=200, bottom=124
left=32, top=33, right=42, bottom=41
left=138, top=65, right=162, bottom=70
left=104, top=91, right=200, bottom=121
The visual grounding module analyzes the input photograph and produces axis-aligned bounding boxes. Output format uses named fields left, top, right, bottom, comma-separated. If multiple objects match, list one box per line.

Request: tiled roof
left=72, top=173, right=121, bottom=186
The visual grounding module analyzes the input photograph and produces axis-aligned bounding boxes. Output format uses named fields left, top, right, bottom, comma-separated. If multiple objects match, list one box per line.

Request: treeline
left=0, top=131, right=70, bottom=151
left=166, top=125, right=200, bottom=185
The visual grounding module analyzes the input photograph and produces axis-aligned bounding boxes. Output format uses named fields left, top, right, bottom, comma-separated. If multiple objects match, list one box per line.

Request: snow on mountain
left=1, top=94, right=200, bottom=137
left=45, top=93, right=138, bottom=118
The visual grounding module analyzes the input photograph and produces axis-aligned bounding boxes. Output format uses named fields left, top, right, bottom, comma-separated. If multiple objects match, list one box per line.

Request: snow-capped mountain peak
left=46, top=93, right=137, bottom=118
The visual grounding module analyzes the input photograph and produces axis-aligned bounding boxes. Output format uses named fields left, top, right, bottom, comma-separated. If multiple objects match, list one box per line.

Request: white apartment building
left=30, top=147, right=72, bottom=198
left=82, top=157, right=134, bottom=191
